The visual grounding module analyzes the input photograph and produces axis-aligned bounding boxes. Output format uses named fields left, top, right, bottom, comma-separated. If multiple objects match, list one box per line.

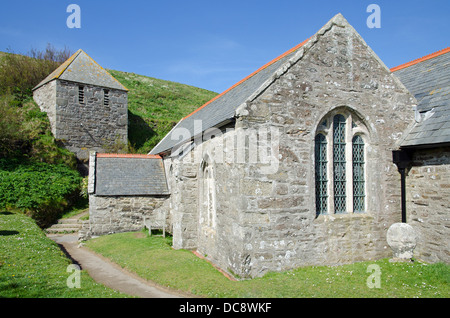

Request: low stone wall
left=79, top=195, right=168, bottom=240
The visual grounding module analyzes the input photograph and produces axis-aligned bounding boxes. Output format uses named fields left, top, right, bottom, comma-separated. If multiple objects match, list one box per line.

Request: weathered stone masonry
left=392, top=47, right=450, bottom=264
left=406, top=147, right=450, bottom=263
left=59, top=81, right=127, bottom=159
left=84, top=195, right=167, bottom=238
left=158, top=14, right=416, bottom=278
left=234, top=19, right=415, bottom=277
left=35, top=15, right=448, bottom=279
left=37, top=80, right=128, bottom=160
left=33, top=80, right=57, bottom=135
left=81, top=152, right=169, bottom=240
left=33, top=49, right=128, bottom=162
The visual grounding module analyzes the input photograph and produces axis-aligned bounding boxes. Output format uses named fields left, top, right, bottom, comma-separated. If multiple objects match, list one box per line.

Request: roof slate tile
left=33, top=49, right=128, bottom=91
left=94, top=155, right=169, bottom=196
left=393, top=49, right=450, bottom=147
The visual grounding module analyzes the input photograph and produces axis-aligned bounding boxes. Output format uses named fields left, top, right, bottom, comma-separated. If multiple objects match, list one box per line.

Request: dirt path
left=48, top=233, right=190, bottom=298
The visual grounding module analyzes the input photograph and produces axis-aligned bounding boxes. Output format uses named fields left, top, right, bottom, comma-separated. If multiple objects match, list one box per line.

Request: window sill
left=314, top=212, right=373, bottom=223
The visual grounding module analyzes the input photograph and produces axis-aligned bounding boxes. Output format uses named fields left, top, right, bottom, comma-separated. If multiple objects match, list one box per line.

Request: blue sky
left=0, top=0, right=448, bottom=93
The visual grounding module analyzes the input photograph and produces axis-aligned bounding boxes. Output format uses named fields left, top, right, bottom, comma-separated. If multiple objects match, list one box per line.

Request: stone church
left=38, top=14, right=449, bottom=278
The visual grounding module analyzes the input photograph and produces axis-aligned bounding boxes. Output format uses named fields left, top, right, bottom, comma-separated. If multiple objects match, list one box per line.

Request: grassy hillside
left=0, top=49, right=217, bottom=224
left=108, top=70, right=218, bottom=154
left=0, top=50, right=218, bottom=154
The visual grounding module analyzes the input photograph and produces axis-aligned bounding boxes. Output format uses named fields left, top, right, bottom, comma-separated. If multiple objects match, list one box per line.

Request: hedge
left=0, top=158, right=82, bottom=227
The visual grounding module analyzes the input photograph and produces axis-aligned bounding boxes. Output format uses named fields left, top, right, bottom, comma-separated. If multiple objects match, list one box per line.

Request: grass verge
left=0, top=211, right=129, bottom=298
left=86, top=231, right=450, bottom=298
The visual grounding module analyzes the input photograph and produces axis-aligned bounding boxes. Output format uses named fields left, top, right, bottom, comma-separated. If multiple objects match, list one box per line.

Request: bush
left=0, top=95, right=77, bottom=168
left=0, top=45, right=81, bottom=227
left=0, top=159, right=82, bottom=227
left=0, top=44, right=72, bottom=101
left=0, top=94, right=24, bottom=156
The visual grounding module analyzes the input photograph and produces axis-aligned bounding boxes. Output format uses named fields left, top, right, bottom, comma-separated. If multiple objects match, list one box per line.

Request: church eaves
left=149, top=13, right=390, bottom=155
left=149, top=35, right=311, bottom=156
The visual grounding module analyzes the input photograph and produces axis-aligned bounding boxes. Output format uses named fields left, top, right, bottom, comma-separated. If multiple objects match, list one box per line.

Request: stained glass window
left=352, top=135, right=365, bottom=212
left=315, top=112, right=367, bottom=216
left=333, top=115, right=346, bottom=213
left=315, top=134, right=328, bottom=215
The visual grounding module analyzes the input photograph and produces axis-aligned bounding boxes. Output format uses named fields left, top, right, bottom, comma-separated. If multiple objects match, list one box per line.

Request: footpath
left=46, top=213, right=187, bottom=298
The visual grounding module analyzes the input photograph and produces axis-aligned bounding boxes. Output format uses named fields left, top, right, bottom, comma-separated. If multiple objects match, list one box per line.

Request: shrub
left=0, top=44, right=72, bottom=101
left=0, top=159, right=82, bottom=227
left=0, top=94, right=24, bottom=157
left=0, top=95, right=77, bottom=168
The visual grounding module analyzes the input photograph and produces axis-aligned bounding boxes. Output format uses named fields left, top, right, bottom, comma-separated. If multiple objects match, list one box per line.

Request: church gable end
left=156, top=14, right=417, bottom=279
left=229, top=14, right=416, bottom=277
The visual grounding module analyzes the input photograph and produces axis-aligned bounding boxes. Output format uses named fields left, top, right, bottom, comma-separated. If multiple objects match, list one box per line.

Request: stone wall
left=80, top=195, right=168, bottom=240
left=34, top=79, right=128, bottom=161
left=163, top=127, right=248, bottom=275
left=406, top=147, right=450, bottom=263
left=33, top=80, right=57, bottom=136
left=164, top=156, right=199, bottom=249
left=231, top=20, right=415, bottom=277
left=82, top=151, right=170, bottom=240
left=165, top=17, right=416, bottom=278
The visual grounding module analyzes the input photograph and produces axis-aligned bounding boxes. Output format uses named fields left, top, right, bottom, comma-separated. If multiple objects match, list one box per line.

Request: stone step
left=46, top=227, right=81, bottom=234
left=51, top=222, right=82, bottom=228
left=57, top=218, right=80, bottom=224
left=46, top=218, right=82, bottom=234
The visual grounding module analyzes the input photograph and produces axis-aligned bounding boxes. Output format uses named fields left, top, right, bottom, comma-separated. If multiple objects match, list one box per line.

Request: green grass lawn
left=1, top=210, right=448, bottom=298
left=86, top=231, right=450, bottom=298
left=0, top=211, right=130, bottom=298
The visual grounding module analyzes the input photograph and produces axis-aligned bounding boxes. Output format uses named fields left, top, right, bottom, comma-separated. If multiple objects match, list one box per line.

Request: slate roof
left=149, top=32, right=312, bottom=155
left=33, top=49, right=128, bottom=91
left=93, top=154, right=169, bottom=196
left=150, top=13, right=397, bottom=155
left=393, top=48, right=450, bottom=148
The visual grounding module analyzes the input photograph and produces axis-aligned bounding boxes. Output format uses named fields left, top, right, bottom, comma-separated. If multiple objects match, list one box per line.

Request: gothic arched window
left=315, top=133, right=328, bottom=215
left=201, top=160, right=216, bottom=228
left=352, top=135, right=365, bottom=213
left=314, top=111, right=367, bottom=216
left=333, top=114, right=347, bottom=214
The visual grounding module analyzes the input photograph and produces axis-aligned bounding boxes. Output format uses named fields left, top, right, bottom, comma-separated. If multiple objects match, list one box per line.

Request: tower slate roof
left=33, top=49, right=128, bottom=91
left=392, top=48, right=450, bottom=148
